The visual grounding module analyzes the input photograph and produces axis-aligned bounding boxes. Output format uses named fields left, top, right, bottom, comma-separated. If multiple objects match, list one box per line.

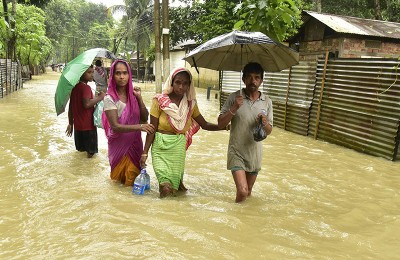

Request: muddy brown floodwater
left=0, top=70, right=399, bottom=259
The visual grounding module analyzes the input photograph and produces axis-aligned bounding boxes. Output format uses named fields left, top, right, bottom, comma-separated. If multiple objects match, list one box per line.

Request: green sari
left=151, top=132, right=186, bottom=190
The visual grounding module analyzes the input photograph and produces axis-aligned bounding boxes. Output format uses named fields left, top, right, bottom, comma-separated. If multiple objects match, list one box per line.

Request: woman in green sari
left=140, top=67, right=222, bottom=198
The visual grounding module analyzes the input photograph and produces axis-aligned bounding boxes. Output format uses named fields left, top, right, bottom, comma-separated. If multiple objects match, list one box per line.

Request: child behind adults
left=66, top=65, right=106, bottom=158
left=93, top=59, right=108, bottom=93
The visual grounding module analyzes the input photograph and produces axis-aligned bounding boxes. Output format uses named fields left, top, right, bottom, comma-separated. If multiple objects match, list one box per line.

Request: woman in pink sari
left=102, top=60, right=155, bottom=186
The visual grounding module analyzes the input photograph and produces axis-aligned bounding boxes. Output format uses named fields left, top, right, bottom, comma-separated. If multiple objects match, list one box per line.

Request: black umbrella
left=184, top=30, right=299, bottom=73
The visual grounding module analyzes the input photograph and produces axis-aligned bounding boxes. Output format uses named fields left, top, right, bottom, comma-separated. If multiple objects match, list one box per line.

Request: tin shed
left=220, top=11, right=400, bottom=160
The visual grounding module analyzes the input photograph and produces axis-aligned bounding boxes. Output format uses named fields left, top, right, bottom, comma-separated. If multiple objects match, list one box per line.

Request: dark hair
left=95, top=60, right=102, bottom=67
left=242, top=62, right=264, bottom=80
left=172, top=71, right=191, bottom=85
left=80, top=65, right=93, bottom=80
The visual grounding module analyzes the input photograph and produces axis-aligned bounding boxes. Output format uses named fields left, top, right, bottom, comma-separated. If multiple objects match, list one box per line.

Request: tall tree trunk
left=136, top=40, right=140, bottom=81
left=374, top=0, right=382, bottom=20
left=2, top=0, right=9, bottom=23
left=385, top=0, right=392, bottom=20
left=143, top=54, right=148, bottom=82
left=316, top=0, right=322, bottom=12
left=154, top=0, right=162, bottom=93
left=3, top=0, right=9, bottom=59
left=162, top=0, right=169, bottom=81
left=8, top=0, right=17, bottom=60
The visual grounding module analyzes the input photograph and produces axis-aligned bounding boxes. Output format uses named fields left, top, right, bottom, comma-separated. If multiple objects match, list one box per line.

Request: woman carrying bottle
left=140, top=67, right=223, bottom=198
left=102, top=60, right=155, bottom=186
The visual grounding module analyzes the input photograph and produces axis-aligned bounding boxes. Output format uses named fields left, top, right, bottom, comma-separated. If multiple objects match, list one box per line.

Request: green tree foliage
left=194, top=0, right=240, bottom=41
left=0, top=5, right=11, bottom=55
left=109, top=0, right=154, bottom=54
left=109, top=0, right=154, bottom=79
left=14, top=4, right=51, bottom=65
left=17, top=0, right=51, bottom=8
left=44, top=0, right=76, bottom=45
left=69, top=0, right=114, bottom=54
left=170, top=0, right=302, bottom=45
left=234, top=0, right=302, bottom=41
left=170, top=0, right=240, bottom=46
left=169, top=0, right=400, bottom=47
left=302, top=0, right=400, bottom=23
left=0, top=3, right=51, bottom=64
left=385, top=1, right=400, bottom=22
left=44, top=0, right=114, bottom=63
left=169, top=5, right=199, bottom=46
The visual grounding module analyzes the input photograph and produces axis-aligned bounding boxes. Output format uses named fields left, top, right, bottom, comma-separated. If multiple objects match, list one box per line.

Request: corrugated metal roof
left=304, top=10, right=400, bottom=40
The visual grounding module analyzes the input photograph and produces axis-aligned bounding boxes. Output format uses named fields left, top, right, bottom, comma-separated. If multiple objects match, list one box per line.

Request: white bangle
left=229, top=109, right=235, bottom=115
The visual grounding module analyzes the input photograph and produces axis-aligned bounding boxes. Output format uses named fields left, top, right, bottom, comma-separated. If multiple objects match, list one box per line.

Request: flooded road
left=1, top=70, right=399, bottom=259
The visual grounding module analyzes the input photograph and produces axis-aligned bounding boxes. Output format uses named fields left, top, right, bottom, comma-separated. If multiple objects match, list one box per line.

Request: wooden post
left=162, top=0, right=170, bottom=84
left=154, top=0, right=162, bottom=93
left=314, top=50, right=329, bottom=139
left=393, top=121, right=400, bottom=161
left=283, top=67, right=292, bottom=130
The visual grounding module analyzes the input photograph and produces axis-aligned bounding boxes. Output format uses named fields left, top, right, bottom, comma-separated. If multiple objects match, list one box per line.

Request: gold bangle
left=141, top=154, right=148, bottom=157
left=229, top=109, right=235, bottom=115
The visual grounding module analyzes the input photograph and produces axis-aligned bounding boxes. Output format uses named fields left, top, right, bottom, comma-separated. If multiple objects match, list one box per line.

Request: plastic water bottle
left=143, top=168, right=151, bottom=190
left=132, top=169, right=146, bottom=195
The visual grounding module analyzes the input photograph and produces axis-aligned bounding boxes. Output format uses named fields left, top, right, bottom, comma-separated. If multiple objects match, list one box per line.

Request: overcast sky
left=87, top=0, right=125, bottom=8
left=87, top=0, right=184, bottom=8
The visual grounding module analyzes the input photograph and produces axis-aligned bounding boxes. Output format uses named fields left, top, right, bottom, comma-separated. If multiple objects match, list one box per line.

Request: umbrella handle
left=192, top=57, right=199, bottom=74
left=240, top=44, right=243, bottom=93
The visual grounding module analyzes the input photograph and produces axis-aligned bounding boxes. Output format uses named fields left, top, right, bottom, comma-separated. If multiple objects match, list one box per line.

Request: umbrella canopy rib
left=183, top=30, right=299, bottom=73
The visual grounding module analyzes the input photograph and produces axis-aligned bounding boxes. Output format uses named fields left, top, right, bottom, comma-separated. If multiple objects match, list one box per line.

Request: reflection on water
left=1, top=71, right=399, bottom=259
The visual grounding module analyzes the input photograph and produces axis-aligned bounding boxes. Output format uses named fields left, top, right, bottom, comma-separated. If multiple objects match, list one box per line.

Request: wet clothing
left=220, top=90, right=273, bottom=172
left=74, top=129, right=98, bottom=154
left=149, top=67, right=201, bottom=190
left=110, top=154, right=140, bottom=186
left=152, top=132, right=186, bottom=189
left=150, top=95, right=200, bottom=190
left=102, top=60, right=143, bottom=186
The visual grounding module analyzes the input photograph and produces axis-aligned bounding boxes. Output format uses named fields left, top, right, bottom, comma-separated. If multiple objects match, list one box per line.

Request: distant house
left=170, top=40, right=197, bottom=69
left=168, top=40, right=219, bottom=89
left=288, top=10, right=400, bottom=60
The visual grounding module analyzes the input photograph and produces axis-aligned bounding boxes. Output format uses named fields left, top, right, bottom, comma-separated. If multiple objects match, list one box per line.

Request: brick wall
left=299, top=37, right=400, bottom=59
left=341, top=39, right=400, bottom=58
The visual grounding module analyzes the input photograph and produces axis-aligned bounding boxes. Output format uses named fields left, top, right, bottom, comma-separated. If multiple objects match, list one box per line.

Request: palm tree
left=109, top=0, right=154, bottom=81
